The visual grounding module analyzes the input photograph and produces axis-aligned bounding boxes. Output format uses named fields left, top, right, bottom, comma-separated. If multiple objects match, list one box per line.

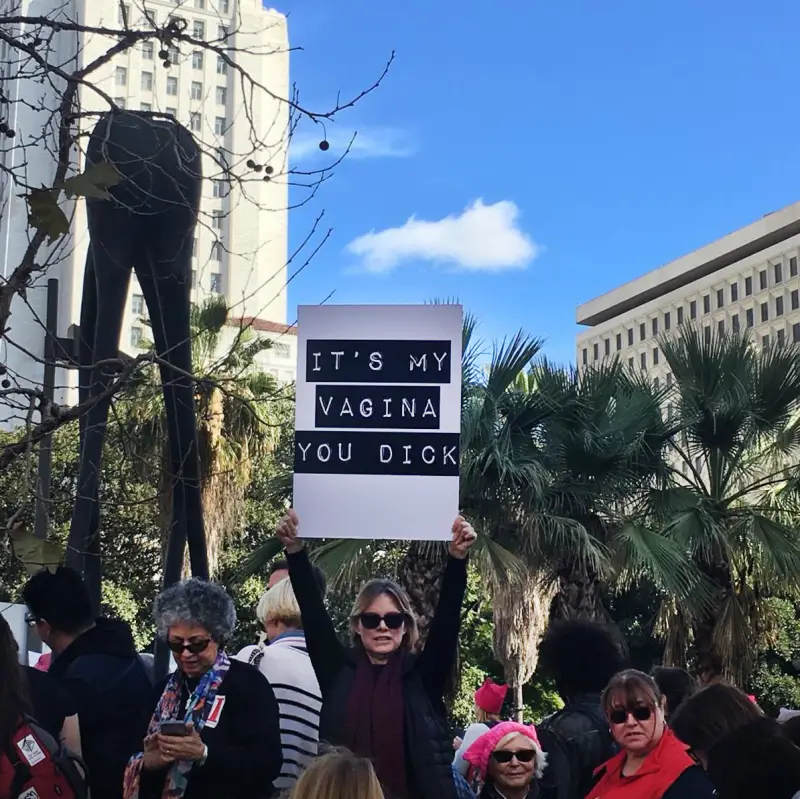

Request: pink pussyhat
left=463, top=721, right=547, bottom=781
left=475, top=677, right=508, bottom=715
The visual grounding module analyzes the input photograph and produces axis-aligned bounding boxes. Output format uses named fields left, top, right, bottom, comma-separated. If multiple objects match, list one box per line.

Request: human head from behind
left=154, top=578, right=236, bottom=679
left=538, top=620, right=627, bottom=702
left=782, top=714, right=800, bottom=747
left=0, top=613, right=31, bottom=747
left=669, top=683, right=763, bottom=769
left=474, top=677, right=508, bottom=722
left=268, top=558, right=327, bottom=597
left=257, top=577, right=302, bottom=643
left=602, top=670, right=667, bottom=758
left=463, top=721, right=547, bottom=797
left=288, top=747, right=384, bottom=799
left=349, top=578, right=418, bottom=664
left=651, top=666, right=696, bottom=719
left=706, top=717, right=800, bottom=799
left=22, top=566, right=94, bottom=654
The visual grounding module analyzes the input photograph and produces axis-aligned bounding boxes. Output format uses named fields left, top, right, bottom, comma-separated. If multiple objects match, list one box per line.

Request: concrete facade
left=576, top=202, right=800, bottom=390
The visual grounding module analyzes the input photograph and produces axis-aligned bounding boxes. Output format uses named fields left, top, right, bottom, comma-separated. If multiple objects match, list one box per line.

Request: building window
left=218, top=24, right=230, bottom=39
left=666, top=372, right=672, bottom=386
left=216, top=86, right=227, bottom=104
left=192, top=237, right=198, bottom=257
left=214, top=116, right=227, bottom=135
left=730, top=282, right=738, bottom=302
left=195, top=0, right=206, bottom=8
left=191, top=270, right=197, bottom=290
left=141, top=71, right=153, bottom=91
left=677, top=307, right=684, bottom=325
left=704, top=326, right=711, bottom=344
left=652, top=347, right=659, bottom=365
left=210, top=273, right=222, bottom=293
left=192, top=51, right=204, bottom=70
left=115, top=66, right=127, bottom=86
left=716, top=288, right=724, bottom=309
left=627, top=328, right=634, bottom=346
left=221, top=0, right=230, bottom=11
left=144, top=7, right=157, bottom=25
left=217, top=56, right=228, bottom=75
left=593, top=343, right=599, bottom=361
left=760, top=270, right=767, bottom=290
left=190, top=112, right=201, bottom=132
left=651, top=318, right=658, bottom=336
left=791, top=256, right=798, bottom=278
left=582, top=348, right=587, bottom=366
left=140, top=102, right=152, bottom=111
left=130, top=326, right=143, bottom=347
left=616, top=333, right=622, bottom=351
left=166, top=76, right=179, bottom=95
left=762, top=334, right=770, bottom=348
left=703, top=295, right=710, bottom=314
left=114, top=97, right=126, bottom=109
left=628, top=357, right=634, bottom=369
left=794, top=323, right=800, bottom=343
left=143, top=41, right=154, bottom=60
left=746, top=308, right=754, bottom=328
left=690, top=301, right=697, bottom=320
left=273, top=342, right=291, bottom=358
left=193, top=20, right=205, bottom=38
left=191, top=81, right=203, bottom=100
left=732, top=313, right=740, bottom=332
left=717, top=319, right=724, bottom=335
left=640, top=352, right=647, bottom=370
left=776, top=295, right=784, bottom=317
left=777, top=329, right=785, bottom=346
left=792, top=289, right=799, bottom=311
left=775, top=262, right=783, bottom=283
left=118, top=3, right=130, bottom=25
left=667, top=403, right=674, bottom=421
left=604, top=338, right=610, bottom=357
left=639, top=323, right=646, bottom=341
left=165, top=107, right=177, bottom=117
left=664, top=311, right=671, bottom=331
left=131, top=294, right=145, bottom=316
left=212, top=180, right=227, bottom=198
left=168, top=46, right=180, bottom=65
left=653, top=376, right=660, bottom=390
left=745, top=276, right=753, bottom=296
left=761, top=302, right=769, bottom=323
left=211, top=240, right=223, bottom=260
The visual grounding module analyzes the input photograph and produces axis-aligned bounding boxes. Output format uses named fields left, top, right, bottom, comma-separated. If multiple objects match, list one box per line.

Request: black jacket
left=288, top=547, right=466, bottom=799
left=49, top=618, right=152, bottom=799
left=137, top=659, right=282, bottom=799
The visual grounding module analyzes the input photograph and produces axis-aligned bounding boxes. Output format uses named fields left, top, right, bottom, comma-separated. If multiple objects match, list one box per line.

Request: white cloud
left=290, top=126, right=416, bottom=162
left=346, top=200, right=540, bottom=274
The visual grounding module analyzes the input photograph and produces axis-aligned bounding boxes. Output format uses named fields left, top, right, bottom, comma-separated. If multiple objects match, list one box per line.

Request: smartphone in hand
left=159, top=721, right=189, bottom=737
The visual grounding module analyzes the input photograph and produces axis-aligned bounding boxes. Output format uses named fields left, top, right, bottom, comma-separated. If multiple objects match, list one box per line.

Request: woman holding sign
left=276, top=509, right=476, bottom=799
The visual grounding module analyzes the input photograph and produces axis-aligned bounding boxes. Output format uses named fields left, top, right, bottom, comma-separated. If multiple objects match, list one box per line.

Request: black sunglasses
left=609, top=706, right=653, bottom=726
left=167, top=638, right=212, bottom=655
left=24, top=613, right=39, bottom=627
left=359, top=612, right=406, bottom=630
left=491, top=750, right=537, bottom=764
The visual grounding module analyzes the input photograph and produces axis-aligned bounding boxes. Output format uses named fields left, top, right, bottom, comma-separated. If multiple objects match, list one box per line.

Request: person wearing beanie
left=453, top=678, right=508, bottom=777
left=462, top=721, right=547, bottom=799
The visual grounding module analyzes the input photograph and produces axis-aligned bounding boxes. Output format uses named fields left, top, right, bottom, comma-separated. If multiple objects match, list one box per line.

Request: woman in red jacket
left=587, top=670, right=713, bottom=799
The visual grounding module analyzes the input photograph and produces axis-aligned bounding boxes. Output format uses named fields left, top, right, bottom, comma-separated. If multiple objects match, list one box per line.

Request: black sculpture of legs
left=66, top=112, right=208, bottom=609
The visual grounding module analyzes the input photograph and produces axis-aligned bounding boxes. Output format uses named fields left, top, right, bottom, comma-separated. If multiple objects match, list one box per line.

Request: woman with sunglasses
left=124, top=578, right=283, bottom=799
left=589, top=670, right=714, bottom=799
left=462, top=721, right=547, bottom=799
left=275, top=509, right=477, bottom=799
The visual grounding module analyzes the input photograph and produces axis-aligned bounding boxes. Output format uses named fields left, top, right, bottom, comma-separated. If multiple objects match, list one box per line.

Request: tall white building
left=0, top=0, right=293, bottom=420
left=576, top=202, right=800, bottom=387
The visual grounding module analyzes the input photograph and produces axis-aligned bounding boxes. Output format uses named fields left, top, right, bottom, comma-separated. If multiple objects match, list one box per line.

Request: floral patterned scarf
left=123, top=650, right=231, bottom=799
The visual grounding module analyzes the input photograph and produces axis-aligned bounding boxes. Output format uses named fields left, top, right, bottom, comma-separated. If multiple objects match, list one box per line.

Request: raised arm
left=277, top=509, right=346, bottom=696
left=417, top=516, right=475, bottom=702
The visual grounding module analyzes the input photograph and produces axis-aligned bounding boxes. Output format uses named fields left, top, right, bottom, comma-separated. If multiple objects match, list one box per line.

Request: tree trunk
left=512, top=682, right=524, bottom=722
left=398, top=540, right=448, bottom=649
left=550, top=562, right=610, bottom=622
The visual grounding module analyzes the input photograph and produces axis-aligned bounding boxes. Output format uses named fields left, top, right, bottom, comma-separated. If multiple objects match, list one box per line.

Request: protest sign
left=293, top=304, right=462, bottom=540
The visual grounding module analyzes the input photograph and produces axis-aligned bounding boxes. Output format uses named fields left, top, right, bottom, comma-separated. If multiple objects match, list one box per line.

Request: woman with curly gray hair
left=123, top=579, right=282, bottom=799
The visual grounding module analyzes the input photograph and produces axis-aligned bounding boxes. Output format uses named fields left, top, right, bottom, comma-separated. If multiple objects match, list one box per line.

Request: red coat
left=587, top=728, right=695, bottom=799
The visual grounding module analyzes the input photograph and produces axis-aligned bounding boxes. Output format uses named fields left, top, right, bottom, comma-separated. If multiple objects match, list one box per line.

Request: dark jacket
left=537, top=693, right=617, bottom=799
left=48, top=617, right=152, bottom=799
left=23, top=666, right=77, bottom=741
left=288, top=547, right=467, bottom=799
left=137, top=658, right=282, bottom=799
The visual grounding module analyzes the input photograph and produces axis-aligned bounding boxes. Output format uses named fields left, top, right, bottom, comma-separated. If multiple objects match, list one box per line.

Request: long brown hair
left=349, top=579, right=419, bottom=652
left=289, top=748, right=385, bottom=799
left=602, top=669, right=662, bottom=715
left=0, top=613, right=31, bottom=745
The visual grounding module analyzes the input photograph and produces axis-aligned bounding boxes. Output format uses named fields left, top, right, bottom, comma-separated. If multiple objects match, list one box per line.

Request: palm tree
left=116, top=297, right=291, bottom=575
left=642, top=327, right=800, bottom=683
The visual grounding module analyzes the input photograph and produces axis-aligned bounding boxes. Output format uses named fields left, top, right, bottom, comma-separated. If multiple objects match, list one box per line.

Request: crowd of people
left=1, top=507, right=800, bottom=799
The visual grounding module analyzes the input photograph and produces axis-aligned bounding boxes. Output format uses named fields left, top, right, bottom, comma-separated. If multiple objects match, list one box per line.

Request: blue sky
left=278, top=0, right=800, bottom=364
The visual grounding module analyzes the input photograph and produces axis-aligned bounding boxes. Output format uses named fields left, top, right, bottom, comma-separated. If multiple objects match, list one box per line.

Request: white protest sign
left=293, top=304, right=462, bottom=541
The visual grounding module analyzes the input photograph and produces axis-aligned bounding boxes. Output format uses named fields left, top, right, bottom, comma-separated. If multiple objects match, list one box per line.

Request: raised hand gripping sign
left=293, top=304, right=462, bottom=541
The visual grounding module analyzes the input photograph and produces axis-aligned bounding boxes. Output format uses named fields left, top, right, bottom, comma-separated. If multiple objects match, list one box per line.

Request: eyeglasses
left=167, top=638, right=212, bottom=655
left=24, top=614, right=39, bottom=627
left=491, top=750, right=537, bottom=764
left=359, top=612, right=406, bottom=630
left=609, top=706, right=653, bottom=726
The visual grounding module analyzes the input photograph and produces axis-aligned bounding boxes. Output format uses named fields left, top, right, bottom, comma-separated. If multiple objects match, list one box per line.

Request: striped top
left=236, top=632, right=322, bottom=791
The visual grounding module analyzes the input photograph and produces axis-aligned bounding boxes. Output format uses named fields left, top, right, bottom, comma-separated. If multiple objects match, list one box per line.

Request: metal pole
left=33, top=279, right=59, bottom=540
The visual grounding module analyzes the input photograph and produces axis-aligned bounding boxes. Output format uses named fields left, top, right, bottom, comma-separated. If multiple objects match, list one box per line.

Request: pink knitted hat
left=463, top=721, right=547, bottom=781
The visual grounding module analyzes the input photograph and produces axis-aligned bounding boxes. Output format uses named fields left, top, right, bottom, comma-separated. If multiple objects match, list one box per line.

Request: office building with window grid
left=0, top=0, right=293, bottom=420
left=576, top=202, right=800, bottom=391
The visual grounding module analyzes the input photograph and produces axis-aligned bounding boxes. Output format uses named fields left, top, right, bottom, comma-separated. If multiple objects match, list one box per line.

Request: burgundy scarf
left=343, top=650, right=408, bottom=799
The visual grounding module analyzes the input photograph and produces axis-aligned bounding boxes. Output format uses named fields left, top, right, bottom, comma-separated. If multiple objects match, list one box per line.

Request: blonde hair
left=349, top=578, right=419, bottom=652
left=493, top=732, right=548, bottom=780
left=476, top=707, right=502, bottom=723
left=288, top=748, right=384, bottom=799
left=256, top=577, right=302, bottom=630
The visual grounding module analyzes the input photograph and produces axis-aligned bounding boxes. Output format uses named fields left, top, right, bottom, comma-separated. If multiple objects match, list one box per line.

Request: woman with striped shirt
left=236, top=577, right=322, bottom=791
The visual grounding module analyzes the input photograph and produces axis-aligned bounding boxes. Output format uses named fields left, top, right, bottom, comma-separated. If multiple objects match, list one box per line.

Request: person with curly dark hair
left=535, top=620, right=627, bottom=799
left=651, top=667, right=696, bottom=720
